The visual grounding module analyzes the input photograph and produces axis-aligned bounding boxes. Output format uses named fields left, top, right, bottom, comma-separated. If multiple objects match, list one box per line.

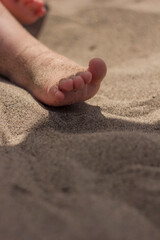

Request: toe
left=73, top=76, right=85, bottom=90
left=88, top=58, right=107, bottom=85
left=77, top=71, right=92, bottom=84
left=49, top=86, right=64, bottom=102
left=35, top=6, right=46, bottom=17
left=59, top=78, right=74, bottom=92
left=25, top=0, right=45, bottom=12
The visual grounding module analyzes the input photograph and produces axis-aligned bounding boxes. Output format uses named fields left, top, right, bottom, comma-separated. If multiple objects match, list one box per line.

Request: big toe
left=88, top=58, right=107, bottom=85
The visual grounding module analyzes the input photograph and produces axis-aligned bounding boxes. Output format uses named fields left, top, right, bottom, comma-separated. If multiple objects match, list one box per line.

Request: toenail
left=68, top=75, right=75, bottom=80
left=50, top=86, right=58, bottom=93
left=76, top=72, right=83, bottom=76
left=59, top=78, right=66, bottom=84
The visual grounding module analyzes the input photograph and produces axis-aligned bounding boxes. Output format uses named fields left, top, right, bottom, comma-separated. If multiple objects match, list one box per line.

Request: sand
left=0, top=0, right=160, bottom=239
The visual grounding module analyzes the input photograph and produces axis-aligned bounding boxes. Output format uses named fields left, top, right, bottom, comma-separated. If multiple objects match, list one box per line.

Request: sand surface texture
left=0, top=0, right=160, bottom=239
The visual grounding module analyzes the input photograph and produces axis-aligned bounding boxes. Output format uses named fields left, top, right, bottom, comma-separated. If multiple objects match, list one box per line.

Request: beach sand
left=0, top=0, right=160, bottom=239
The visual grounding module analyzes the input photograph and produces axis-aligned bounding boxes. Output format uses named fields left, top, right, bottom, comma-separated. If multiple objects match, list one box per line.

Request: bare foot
left=1, top=0, right=46, bottom=24
left=0, top=2, right=107, bottom=106
left=13, top=49, right=107, bottom=106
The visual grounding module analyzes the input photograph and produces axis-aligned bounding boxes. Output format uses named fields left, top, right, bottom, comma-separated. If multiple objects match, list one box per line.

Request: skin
left=0, top=0, right=46, bottom=24
left=0, top=2, right=107, bottom=106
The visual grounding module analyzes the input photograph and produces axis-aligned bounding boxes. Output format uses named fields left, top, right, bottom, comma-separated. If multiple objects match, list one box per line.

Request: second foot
left=1, top=0, right=46, bottom=24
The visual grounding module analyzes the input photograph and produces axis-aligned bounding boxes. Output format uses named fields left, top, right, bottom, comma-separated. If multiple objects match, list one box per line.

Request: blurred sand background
left=0, top=0, right=160, bottom=239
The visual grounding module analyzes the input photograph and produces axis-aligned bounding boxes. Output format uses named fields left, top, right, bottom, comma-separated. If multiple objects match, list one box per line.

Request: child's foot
left=1, top=0, right=46, bottom=24
left=9, top=46, right=107, bottom=106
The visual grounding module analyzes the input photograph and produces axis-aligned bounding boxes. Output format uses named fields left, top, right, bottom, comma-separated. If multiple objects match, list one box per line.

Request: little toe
left=49, top=86, right=64, bottom=102
left=59, top=78, right=74, bottom=92
left=73, top=76, right=85, bottom=90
